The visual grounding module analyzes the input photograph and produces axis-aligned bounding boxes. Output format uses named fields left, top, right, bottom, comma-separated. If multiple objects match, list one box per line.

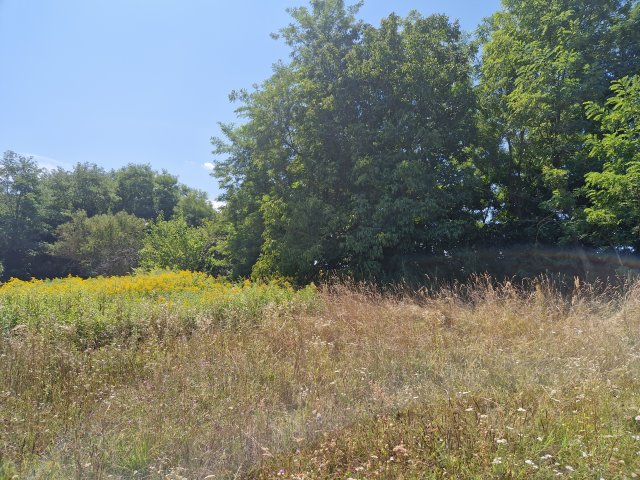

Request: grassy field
left=1, top=272, right=639, bottom=479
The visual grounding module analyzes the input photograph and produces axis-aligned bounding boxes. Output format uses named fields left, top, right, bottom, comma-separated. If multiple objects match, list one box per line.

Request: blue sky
left=0, top=0, right=500, bottom=199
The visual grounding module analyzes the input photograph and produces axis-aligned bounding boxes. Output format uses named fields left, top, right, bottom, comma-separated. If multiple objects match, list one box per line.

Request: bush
left=51, top=210, right=145, bottom=276
left=139, top=216, right=225, bottom=274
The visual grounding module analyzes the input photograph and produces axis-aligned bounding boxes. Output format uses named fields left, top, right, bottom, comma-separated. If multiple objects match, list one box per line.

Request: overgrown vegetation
left=2, top=1, right=640, bottom=478
left=1, top=273, right=639, bottom=478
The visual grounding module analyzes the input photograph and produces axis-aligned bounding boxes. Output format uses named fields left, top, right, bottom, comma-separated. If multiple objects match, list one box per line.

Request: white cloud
left=19, top=152, right=70, bottom=171
left=202, top=162, right=215, bottom=171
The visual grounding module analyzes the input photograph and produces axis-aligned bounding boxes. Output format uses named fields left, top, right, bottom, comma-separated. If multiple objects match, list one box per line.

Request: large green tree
left=214, top=1, right=480, bottom=281
left=476, top=0, right=640, bottom=244
left=153, top=170, right=180, bottom=219
left=215, top=0, right=367, bottom=279
left=342, top=13, right=482, bottom=277
left=174, top=188, right=216, bottom=227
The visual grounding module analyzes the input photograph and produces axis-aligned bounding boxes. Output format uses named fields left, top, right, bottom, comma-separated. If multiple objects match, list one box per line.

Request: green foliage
left=153, top=170, right=180, bottom=218
left=0, top=151, right=216, bottom=280
left=40, top=163, right=119, bottom=230
left=115, top=164, right=157, bottom=219
left=174, top=189, right=216, bottom=226
left=580, top=75, right=640, bottom=247
left=211, top=0, right=640, bottom=281
left=51, top=211, right=146, bottom=276
left=215, top=1, right=481, bottom=281
left=476, top=0, right=639, bottom=244
left=139, top=216, right=226, bottom=274
left=68, top=162, right=119, bottom=217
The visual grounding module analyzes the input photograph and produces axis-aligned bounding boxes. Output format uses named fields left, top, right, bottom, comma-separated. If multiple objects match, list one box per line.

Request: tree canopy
left=212, top=0, right=640, bottom=282
left=215, top=1, right=485, bottom=281
left=581, top=75, right=640, bottom=248
left=0, top=153, right=219, bottom=280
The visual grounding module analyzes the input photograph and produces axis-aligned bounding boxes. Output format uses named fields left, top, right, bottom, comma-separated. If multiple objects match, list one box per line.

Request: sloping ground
left=1, top=275, right=639, bottom=478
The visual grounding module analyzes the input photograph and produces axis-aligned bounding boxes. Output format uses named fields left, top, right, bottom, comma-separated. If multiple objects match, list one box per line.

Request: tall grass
left=1, top=274, right=639, bottom=478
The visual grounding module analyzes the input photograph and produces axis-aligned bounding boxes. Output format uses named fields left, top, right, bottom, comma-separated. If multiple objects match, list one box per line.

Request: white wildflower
left=525, top=459, right=538, bottom=469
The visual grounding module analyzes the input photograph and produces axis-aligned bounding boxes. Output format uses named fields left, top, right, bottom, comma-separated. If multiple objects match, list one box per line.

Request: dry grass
left=1, top=276, right=640, bottom=479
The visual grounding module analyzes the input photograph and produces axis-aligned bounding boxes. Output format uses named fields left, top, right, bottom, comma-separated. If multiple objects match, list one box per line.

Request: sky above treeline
left=0, top=0, right=501, bottom=199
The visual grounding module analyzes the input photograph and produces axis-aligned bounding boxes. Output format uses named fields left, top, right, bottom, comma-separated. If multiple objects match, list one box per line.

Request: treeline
left=212, top=0, right=640, bottom=282
left=3, top=0, right=640, bottom=283
left=0, top=152, right=222, bottom=280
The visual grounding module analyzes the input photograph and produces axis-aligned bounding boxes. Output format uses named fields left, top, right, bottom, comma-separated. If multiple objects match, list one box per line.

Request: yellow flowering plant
left=0, top=271, right=317, bottom=349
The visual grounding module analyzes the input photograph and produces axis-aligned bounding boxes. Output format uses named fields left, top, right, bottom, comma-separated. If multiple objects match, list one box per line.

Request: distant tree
left=174, top=189, right=216, bottom=226
left=41, top=167, right=74, bottom=228
left=153, top=170, right=180, bottom=218
left=115, top=164, right=156, bottom=219
left=41, top=163, right=117, bottom=230
left=0, top=153, right=222, bottom=279
left=70, top=163, right=118, bottom=216
left=51, top=211, right=146, bottom=276
left=0, top=151, right=45, bottom=278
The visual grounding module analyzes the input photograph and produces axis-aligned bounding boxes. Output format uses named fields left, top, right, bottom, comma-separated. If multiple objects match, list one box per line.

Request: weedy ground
left=1, top=273, right=639, bottom=479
